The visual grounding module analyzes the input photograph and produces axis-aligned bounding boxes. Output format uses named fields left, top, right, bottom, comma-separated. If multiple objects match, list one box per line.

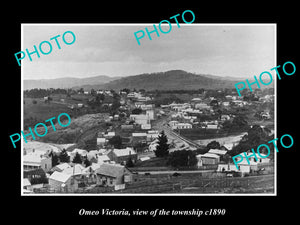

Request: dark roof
left=23, top=168, right=46, bottom=178
left=96, top=164, right=125, bottom=178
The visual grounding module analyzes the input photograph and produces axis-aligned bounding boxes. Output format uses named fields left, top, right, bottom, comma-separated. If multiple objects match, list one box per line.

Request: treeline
left=24, top=88, right=75, bottom=98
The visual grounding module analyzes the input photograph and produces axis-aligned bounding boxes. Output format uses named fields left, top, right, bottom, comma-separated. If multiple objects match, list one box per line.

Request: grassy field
left=24, top=97, right=73, bottom=126
left=117, top=174, right=274, bottom=194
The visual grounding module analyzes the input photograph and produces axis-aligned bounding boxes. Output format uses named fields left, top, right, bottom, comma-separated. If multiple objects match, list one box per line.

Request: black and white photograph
left=21, top=24, right=276, bottom=195
left=4, top=4, right=298, bottom=224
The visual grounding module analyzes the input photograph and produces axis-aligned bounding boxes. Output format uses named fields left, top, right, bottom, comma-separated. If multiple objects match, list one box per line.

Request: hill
left=23, top=75, right=120, bottom=90
left=77, top=70, right=241, bottom=91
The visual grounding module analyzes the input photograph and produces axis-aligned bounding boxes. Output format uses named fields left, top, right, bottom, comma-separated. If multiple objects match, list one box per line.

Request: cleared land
left=117, top=174, right=274, bottom=194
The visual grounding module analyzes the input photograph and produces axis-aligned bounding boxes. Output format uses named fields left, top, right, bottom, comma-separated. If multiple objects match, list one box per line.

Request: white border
left=21, top=23, right=277, bottom=196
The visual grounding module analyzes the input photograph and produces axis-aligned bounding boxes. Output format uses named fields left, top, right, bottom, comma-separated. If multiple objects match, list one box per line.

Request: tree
left=72, top=152, right=82, bottom=164
left=59, top=148, right=70, bottom=163
left=108, top=135, right=122, bottom=149
left=167, top=150, right=197, bottom=168
left=131, top=108, right=143, bottom=115
left=48, top=150, right=59, bottom=167
left=52, top=154, right=59, bottom=167
left=126, top=157, right=134, bottom=167
left=154, top=131, right=169, bottom=157
left=83, top=157, right=91, bottom=167
left=206, top=141, right=221, bottom=150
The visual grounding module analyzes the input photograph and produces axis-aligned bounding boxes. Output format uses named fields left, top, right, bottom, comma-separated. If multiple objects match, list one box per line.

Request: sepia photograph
left=20, top=23, right=276, bottom=195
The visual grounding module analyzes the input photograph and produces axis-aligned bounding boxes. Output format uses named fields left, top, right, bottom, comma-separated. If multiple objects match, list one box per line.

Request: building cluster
left=23, top=145, right=139, bottom=193
left=195, top=147, right=271, bottom=176
left=23, top=88, right=274, bottom=193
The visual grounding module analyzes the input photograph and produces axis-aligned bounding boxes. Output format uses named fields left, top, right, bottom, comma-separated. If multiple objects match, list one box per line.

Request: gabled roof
left=208, top=149, right=227, bottom=155
left=113, top=148, right=136, bottom=157
left=96, top=163, right=125, bottom=178
left=197, top=153, right=220, bottom=159
left=23, top=178, right=31, bottom=187
left=62, top=164, right=86, bottom=176
left=49, top=171, right=72, bottom=183
left=222, top=143, right=234, bottom=150
left=55, top=163, right=71, bottom=171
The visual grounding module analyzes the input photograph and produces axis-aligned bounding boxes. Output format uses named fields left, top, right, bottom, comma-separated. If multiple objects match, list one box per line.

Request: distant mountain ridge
left=24, top=70, right=272, bottom=91
left=23, top=75, right=120, bottom=90
left=74, top=70, right=242, bottom=91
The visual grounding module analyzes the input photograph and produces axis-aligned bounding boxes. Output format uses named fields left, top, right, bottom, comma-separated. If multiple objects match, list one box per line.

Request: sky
left=22, top=24, right=276, bottom=80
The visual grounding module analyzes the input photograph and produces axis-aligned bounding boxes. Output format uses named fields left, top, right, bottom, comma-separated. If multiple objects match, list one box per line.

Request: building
left=104, top=132, right=116, bottom=139
left=97, top=138, right=107, bottom=147
left=195, top=103, right=210, bottom=110
left=176, top=123, right=192, bottom=129
left=146, top=109, right=155, bottom=120
left=208, top=149, right=228, bottom=161
left=196, top=153, right=220, bottom=167
left=48, top=171, right=77, bottom=192
left=147, top=130, right=159, bottom=142
left=107, top=148, right=138, bottom=165
left=23, top=152, right=52, bottom=172
left=129, top=114, right=151, bottom=125
left=132, top=133, right=147, bottom=145
left=206, top=124, right=219, bottom=129
left=51, top=163, right=71, bottom=173
left=95, top=163, right=133, bottom=188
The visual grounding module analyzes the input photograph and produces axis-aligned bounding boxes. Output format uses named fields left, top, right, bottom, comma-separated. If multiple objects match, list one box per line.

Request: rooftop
left=96, top=163, right=125, bottom=178
left=49, top=171, right=72, bottom=183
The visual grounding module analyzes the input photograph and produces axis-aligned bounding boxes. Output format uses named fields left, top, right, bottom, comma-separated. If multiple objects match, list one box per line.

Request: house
left=62, top=164, right=87, bottom=176
left=97, top=154, right=111, bottom=163
left=208, top=149, right=227, bottom=161
left=48, top=171, right=77, bottom=192
left=97, top=138, right=107, bottom=147
left=141, top=124, right=152, bottom=130
left=23, top=178, right=31, bottom=190
left=24, top=168, right=47, bottom=185
left=191, top=97, right=202, bottom=102
left=95, top=163, right=133, bottom=188
left=206, top=124, right=219, bottom=129
left=196, top=153, right=220, bottom=167
left=217, top=163, right=251, bottom=174
left=86, top=150, right=100, bottom=162
left=132, top=133, right=147, bottom=145
left=104, top=132, right=116, bottom=139
left=78, top=103, right=84, bottom=108
left=169, top=120, right=179, bottom=129
left=107, top=148, right=137, bottom=165
left=195, top=103, right=210, bottom=110
left=23, top=152, right=52, bottom=172
left=129, top=114, right=151, bottom=125
left=176, top=123, right=192, bottom=129
left=146, top=110, right=155, bottom=120
left=221, top=143, right=234, bottom=151
left=147, top=130, right=159, bottom=142
left=51, top=163, right=71, bottom=173
left=84, top=91, right=89, bottom=95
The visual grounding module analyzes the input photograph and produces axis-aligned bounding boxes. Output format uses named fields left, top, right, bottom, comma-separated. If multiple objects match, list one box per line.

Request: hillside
left=23, top=75, right=120, bottom=90
left=75, top=70, right=241, bottom=91
left=24, top=70, right=272, bottom=91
